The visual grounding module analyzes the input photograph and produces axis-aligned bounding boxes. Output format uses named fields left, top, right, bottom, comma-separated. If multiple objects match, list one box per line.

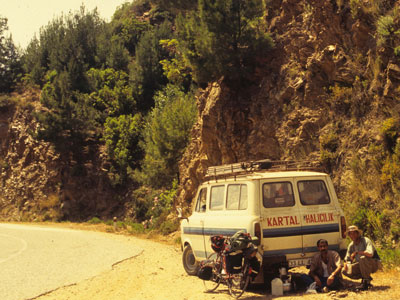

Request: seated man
left=302, top=239, right=342, bottom=292
left=342, top=225, right=381, bottom=291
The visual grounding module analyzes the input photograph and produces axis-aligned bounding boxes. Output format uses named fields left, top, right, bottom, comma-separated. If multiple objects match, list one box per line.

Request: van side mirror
left=177, top=207, right=188, bottom=221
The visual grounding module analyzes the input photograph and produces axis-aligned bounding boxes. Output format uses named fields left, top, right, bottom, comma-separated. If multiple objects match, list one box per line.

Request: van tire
left=182, top=245, right=199, bottom=275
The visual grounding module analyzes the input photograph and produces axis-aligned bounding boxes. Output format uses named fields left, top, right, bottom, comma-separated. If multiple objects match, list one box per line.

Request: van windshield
left=262, top=182, right=295, bottom=208
left=298, top=180, right=330, bottom=205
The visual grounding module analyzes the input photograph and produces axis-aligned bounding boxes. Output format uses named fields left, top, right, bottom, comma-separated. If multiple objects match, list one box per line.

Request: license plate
left=288, top=258, right=311, bottom=268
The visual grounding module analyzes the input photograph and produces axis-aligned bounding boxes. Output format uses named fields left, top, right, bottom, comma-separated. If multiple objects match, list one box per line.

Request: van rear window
left=226, top=184, right=248, bottom=210
left=263, top=182, right=295, bottom=208
left=298, top=180, right=330, bottom=205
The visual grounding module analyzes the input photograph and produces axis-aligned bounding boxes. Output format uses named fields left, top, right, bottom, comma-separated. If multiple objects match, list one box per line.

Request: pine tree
left=176, top=0, right=274, bottom=86
left=137, top=84, right=197, bottom=188
left=0, top=17, right=21, bottom=92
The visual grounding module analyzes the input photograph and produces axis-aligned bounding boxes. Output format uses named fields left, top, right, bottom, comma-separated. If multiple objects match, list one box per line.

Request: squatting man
left=302, top=239, right=342, bottom=292
left=342, top=225, right=381, bottom=291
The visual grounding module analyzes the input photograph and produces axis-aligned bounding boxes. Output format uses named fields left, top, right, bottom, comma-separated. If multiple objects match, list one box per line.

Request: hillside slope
left=177, top=0, right=400, bottom=234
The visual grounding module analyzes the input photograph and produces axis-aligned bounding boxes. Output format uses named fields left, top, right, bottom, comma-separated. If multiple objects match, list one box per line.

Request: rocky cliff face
left=177, top=0, right=397, bottom=206
left=0, top=91, right=124, bottom=221
left=0, top=91, right=61, bottom=220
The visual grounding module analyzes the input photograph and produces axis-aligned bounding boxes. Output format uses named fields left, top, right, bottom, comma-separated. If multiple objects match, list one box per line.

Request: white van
left=179, top=160, right=347, bottom=281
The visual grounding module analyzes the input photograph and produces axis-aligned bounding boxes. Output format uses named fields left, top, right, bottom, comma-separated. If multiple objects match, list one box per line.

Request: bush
left=380, top=117, right=399, bottom=153
left=88, top=217, right=102, bottom=224
left=378, top=248, right=400, bottom=269
left=342, top=152, right=400, bottom=251
left=128, top=222, right=146, bottom=234
left=136, top=85, right=196, bottom=188
left=0, top=94, right=16, bottom=110
left=376, top=15, right=395, bottom=46
left=159, top=219, right=179, bottom=235
left=320, top=131, right=339, bottom=172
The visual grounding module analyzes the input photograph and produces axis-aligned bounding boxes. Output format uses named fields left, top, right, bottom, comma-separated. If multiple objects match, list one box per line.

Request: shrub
left=320, top=131, right=339, bottom=172
left=342, top=152, right=400, bottom=251
left=376, top=15, right=395, bottom=46
left=88, top=217, right=102, bottom=224
left=378, top=248, right=400, bottom=268
left=0, top=94, right=18, bottom=112
left=380, top=117, right=399, bottom=153
left=159, top=219, right=179, bottom=235
left=128, top=222, right=146, bottom=234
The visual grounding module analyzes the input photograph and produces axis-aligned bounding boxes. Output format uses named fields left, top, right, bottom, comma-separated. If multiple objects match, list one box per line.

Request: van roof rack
left=205, top=159, right=323, bottom=179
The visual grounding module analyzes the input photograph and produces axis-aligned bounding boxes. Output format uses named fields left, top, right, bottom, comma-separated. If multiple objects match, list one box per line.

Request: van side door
left=202, top=184, right=250, bottom=258
left=295, top=177, right=341, bottom=256
left=184, top=187, right=208, bottom=260
left=259, top=179, right=303, bottom=263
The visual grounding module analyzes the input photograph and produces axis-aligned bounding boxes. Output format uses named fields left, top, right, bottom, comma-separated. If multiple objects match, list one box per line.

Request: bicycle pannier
left=197, top=260, right=213, bottom=280
left=225, top=251, right=243, bottom=274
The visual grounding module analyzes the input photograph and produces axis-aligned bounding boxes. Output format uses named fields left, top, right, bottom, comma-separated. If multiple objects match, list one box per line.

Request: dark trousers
left=301, top=274, right=341, bottom=291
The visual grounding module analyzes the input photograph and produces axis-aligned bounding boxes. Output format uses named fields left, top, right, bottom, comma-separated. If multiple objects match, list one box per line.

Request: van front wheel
left=182, top=245, right=199, bottom=275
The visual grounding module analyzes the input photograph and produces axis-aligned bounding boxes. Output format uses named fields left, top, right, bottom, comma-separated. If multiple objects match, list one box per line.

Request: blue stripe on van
left=263, top=244, right=340, bottom=257
left=263, top=223, right=339, bottom=238
left=263, top=226, right=303, bottom=237
left=183, top=227, right=204, bottom=235
left=183, top=227, right=246, bottom=236
left=302, top=223, right=339, bottom=235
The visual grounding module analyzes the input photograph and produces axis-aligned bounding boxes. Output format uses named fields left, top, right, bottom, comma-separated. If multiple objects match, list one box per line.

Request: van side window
left=226, top=184, right=248, bottom=210
left=298, top=180, right=330, bottom=205
left=263, top=182, right=294, bottom=208
left=195, top=188, right=207, bottom=212
left=210, top=185, right=225, bottom=210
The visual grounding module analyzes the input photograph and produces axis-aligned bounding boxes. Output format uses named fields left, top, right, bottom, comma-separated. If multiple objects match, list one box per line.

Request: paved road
left=0, top=223, right=142, bottom=300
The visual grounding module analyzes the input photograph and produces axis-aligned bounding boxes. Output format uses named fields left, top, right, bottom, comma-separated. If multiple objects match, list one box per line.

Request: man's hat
left=346, top=225, right=362, bottom=236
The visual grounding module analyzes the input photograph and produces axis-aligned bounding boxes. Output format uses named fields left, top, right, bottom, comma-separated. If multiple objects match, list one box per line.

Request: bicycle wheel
left=203, top=252, right=222, bottom=292
left=227, top=264, right=250, bottom=299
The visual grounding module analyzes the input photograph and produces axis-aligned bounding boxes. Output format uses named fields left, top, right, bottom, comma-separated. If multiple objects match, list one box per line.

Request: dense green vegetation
left=0, top=0, right=273, bottom=235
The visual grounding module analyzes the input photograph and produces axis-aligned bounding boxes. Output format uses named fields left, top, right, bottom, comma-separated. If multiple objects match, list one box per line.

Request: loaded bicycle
left=198, top=231, right=260, bottom=299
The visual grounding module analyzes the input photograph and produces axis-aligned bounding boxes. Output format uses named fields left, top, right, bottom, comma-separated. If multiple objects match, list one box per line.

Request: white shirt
left=321, top=261, right=329, bottom=277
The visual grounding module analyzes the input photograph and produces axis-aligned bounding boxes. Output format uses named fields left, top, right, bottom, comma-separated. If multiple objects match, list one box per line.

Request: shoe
left=322, top=286, right=329, bottom=293
left=355, top=279, right=372, bottom=291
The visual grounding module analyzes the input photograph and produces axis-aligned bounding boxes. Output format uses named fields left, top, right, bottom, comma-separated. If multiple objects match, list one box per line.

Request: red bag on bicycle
left=211, top=235, right=225, bottom=253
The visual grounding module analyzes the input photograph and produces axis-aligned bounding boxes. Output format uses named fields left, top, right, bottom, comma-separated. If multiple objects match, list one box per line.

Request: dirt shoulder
left=33, top=223, right=400, bottom=300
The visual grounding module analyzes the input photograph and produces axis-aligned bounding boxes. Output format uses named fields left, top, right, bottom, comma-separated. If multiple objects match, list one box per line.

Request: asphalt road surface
left=0, top=223, right=142, bottom=300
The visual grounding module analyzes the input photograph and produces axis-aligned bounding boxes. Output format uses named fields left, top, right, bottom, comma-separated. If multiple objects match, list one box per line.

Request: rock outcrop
left=0, top=90, right=61, bottom=221
left=0, top=90, right=124, bottom=221
left=177, top=0, right=395, bottom=207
